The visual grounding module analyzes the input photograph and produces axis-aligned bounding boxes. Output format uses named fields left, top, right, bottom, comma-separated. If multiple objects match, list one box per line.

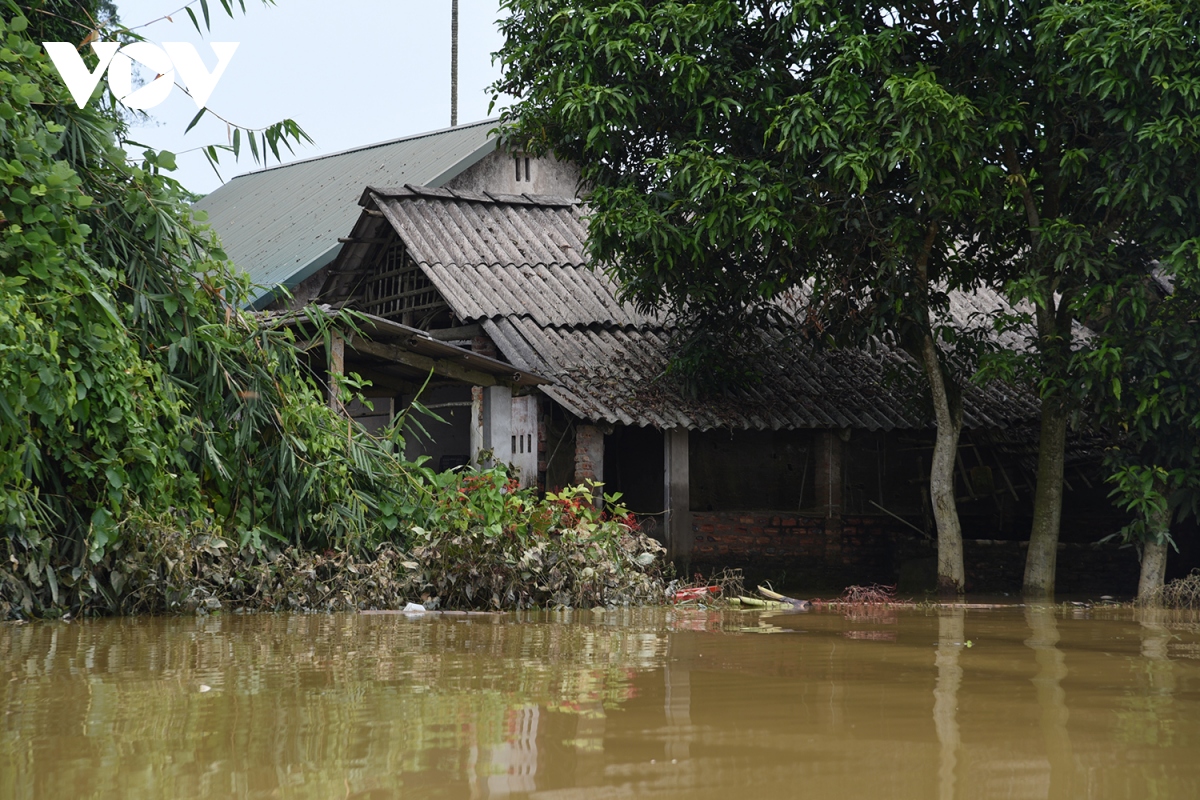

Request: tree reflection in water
left=933, top=606, right=965, bottom=800
left=1024, top=604, right=1075, bottom=800
left=1136, top=607, right=1176, bottom=695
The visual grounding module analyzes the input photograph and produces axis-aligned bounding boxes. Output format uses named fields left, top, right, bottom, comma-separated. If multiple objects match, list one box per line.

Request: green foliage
left=492, top=0, right=1004, bottom=378
left=0, top=471, right=668, bottom=617
left=405, top=469, right=668, bottom=609
left=1081, top=274, right=1200, bottom=543
left=1041, top=1, right=1200, bottom=542
left=0, top=8, right=416, bottom=575
left=493, top=0, right=1200, bottom=550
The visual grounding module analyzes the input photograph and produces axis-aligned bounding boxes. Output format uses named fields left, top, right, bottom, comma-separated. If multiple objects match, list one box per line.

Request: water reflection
left=1023, top=604, right=1075, bottom=800
left=1136, top=608, right=1176, bottom=695
left=3, top=607, right=1200, bottom=799
left=934, top=607, right=964, bottom=800
left=664, top=644, right=691, bottom=762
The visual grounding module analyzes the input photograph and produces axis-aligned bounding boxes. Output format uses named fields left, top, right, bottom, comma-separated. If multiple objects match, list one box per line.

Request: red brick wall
left=574, top=424, right=603, bottom=483
left=574, top=424, right=605, bottom=506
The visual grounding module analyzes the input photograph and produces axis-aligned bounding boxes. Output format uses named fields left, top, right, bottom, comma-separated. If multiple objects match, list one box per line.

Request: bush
left=1, top=10, right=419, bottom=565
left=0, top=472, right=668, bottom=618
left=407, top=472, right=668, bottom=609
left=1139, top=570, right=1200, bottom=611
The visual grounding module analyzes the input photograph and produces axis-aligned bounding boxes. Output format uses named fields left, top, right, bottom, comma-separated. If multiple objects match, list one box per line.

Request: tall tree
left=493, top=0, right=1200, bottom=596
left=963, top=0, right=1200, bottom=596
left=494, top=0, right=1013, bottom=593
left=1080, top=273, right=1200, bottom=599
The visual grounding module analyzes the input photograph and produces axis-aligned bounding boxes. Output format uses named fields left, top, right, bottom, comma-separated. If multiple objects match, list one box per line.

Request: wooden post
left=328, top=331, right=345, bottom=413
left=664, top=428, right=691, bottom=563
left=469, top=386, right=484, bottom=467
left=450, top=0, right=459, bottom=127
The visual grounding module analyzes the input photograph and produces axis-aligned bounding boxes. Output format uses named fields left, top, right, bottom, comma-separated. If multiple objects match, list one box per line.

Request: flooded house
left=197, top=121, right=1150, bottom=593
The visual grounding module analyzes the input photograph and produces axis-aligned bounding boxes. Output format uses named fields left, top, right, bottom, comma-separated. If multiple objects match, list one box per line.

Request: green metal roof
left=193, top=119, right=499, bottom=307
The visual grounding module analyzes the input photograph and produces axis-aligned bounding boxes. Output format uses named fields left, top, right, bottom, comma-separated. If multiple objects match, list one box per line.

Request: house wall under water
left=383, top=387, right=1156, bottom=595
left=593, top=423, right=1148, bottom=595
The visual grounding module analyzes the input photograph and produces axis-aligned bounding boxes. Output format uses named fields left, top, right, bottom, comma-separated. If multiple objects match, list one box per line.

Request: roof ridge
left=226, top=118, right=499, bottom=181
left=499, top=314, right=667, bottom=330
left=368, top=184, right=578, bottom=208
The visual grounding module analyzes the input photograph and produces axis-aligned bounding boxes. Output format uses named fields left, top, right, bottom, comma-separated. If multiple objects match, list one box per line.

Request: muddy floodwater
left=3, top=606, right=1199, bottom=799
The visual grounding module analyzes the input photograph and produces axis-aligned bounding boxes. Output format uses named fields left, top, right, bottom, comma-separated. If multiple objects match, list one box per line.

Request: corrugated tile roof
left=369, top=187, right=660, bottom=328
left=484, top=318, right=1041, bottom=431
left=349, top=188, right=1044, bottom=431
left=195, top=120, right=499, bottom=307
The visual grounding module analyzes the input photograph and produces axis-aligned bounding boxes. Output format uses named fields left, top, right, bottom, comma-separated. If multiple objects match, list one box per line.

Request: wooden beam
left=342, top=365, right=419, bottom=394
left=427, top=323, right=484, bottom=341
left=348, top=336, right=502, bottom=387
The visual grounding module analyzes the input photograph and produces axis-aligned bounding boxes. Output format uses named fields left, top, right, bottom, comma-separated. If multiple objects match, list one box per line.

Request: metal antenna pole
left=451, top=0, right=459, bottom=127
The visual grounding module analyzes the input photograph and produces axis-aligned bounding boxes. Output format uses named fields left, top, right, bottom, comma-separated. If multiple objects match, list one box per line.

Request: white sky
left=114, top=0, right=508, bottom=195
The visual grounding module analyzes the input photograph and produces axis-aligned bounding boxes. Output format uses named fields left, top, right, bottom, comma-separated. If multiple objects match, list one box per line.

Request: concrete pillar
left=482, top=385, right=512, bottom=468
left=664, top=428, right=691, bottom=563
left=574, top=423, right=605, bottom=507
left=815, top=429, right=844, bottom=519
left=815, top=429, right=844, bottom=557
left=510, top=395, right=539, bottom=488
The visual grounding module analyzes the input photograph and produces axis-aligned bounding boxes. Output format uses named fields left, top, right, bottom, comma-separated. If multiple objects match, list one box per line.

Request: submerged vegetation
left=0, top=5, right=666, bottom=618
left=0, top=472, right=667, bottom=618
left=1138, top=571, right=1200, bottom=612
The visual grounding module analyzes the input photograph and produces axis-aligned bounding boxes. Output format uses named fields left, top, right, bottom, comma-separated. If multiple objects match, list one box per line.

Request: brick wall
left=688, top=510, right=898, bottom=589
left=574, top=424, right=603, bottom=483
left=688, top=509, right=1140, bottom=596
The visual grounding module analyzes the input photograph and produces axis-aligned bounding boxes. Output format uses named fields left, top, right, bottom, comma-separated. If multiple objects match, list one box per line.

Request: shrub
left=405, top=473, right=668, bottom=609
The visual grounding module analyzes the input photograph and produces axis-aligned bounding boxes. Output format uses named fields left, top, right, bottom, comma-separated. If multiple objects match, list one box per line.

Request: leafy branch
left=81, top=0, right=312, bottom=182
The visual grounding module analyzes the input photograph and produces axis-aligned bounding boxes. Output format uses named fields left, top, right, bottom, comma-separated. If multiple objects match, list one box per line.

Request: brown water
left=2, top=606, right=1199, bottom=799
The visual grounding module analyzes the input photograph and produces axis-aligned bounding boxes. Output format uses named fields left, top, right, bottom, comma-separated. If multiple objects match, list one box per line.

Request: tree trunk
left=920, top=334, right=965, bottom=596
left=1023, top=399, right=1068, bottom=597
left=1139, top=540, right=1168, bottom=602
left=1137, top=487, right=1171, bottom=602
